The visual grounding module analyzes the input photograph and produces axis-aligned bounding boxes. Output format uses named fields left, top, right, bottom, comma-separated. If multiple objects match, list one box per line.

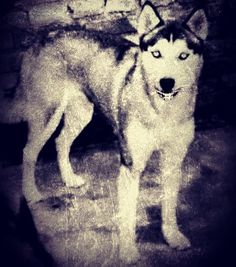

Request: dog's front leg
left=117, top=119, right=154, bottom=264
left=117, top=165, right=140, bottom=264
left=160, top=129, right=193, bottom=250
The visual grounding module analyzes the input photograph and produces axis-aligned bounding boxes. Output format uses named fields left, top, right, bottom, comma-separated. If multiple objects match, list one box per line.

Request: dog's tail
left=0, top=83, right=68, bottom=132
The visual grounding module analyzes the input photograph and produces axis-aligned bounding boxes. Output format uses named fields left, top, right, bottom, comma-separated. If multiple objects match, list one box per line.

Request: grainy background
left=0, top=1, right=236, bottom=267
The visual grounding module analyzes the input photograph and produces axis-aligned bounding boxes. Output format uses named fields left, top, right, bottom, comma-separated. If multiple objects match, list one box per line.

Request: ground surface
left=1, top=126, right=236, bottom=266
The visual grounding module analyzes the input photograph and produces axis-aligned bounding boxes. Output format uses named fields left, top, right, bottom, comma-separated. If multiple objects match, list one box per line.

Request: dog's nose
left=160, top=78, right=175, bottom=93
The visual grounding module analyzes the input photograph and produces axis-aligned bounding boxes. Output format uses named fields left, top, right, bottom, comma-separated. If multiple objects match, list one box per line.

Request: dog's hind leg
left=117, top=119, right=154, bottom=264
left=22, top=121, right=47, bottom=203
left=23, top=92, right=68, bottom=204
left=23, top=114, right=63, bottom=203
left=56, top=91, right=93, bottom=188
left=160, top=124, right=194, bottom=250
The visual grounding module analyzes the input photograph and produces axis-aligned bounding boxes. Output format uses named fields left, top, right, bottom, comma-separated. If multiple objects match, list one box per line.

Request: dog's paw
left=23, top=188, right=42, bottom=204
left=163, top=226, right=191, bottom=250
left=119, top=244, right=140, bottom=265
left=64, top=174, right=86, bottom=188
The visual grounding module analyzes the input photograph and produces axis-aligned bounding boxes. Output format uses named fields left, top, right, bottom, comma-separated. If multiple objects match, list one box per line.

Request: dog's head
left=126, top=1, right=208, bottom=101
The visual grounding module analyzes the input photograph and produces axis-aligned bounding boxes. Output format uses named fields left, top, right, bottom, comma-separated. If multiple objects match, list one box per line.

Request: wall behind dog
left=0, top=0, right=235, bottom=162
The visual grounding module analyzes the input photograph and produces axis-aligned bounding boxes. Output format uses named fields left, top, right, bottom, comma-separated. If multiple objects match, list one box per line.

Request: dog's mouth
left=155, top=88, right=181, bottom=100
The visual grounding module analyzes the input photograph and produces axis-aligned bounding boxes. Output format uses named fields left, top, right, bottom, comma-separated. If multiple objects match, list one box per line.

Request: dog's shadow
left=136, top=163, right=224, bottom=246
left=137, top=206, right=166, bottom=244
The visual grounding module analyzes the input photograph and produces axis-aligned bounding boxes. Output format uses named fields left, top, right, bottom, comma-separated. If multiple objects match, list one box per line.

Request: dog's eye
left=178, top=52, right=189, bottom=60
left=152, top=50, right=162, bottom=58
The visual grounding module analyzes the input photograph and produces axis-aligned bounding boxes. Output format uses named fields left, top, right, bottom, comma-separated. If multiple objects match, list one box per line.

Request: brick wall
left=0, top=0, right=235, bottom=145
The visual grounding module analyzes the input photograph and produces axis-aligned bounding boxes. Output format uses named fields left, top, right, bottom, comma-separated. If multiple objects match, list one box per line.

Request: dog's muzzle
left=156, top=89, right=180, bottom=100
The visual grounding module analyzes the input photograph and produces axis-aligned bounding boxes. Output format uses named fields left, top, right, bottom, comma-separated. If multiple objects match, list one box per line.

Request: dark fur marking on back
left=35, top=24, right=135, bottom=52
left=115, top=45, right=131, bottom=61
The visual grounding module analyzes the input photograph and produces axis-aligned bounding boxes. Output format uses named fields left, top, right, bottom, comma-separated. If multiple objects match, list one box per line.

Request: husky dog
left=0, top=1, right=208, bottom=263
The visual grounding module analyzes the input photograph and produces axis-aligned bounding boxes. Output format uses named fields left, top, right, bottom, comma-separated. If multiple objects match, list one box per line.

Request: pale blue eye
left=152, top=50, right=162, bottom=58
left=178, top=52, right=189, bottom=60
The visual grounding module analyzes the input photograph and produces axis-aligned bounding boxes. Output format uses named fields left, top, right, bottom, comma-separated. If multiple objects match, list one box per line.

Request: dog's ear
left=185, top=9, right=208, bottom=40
left=137, top=1, right=163, bottom=36
left=122, top=33, right=140, bottom=46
